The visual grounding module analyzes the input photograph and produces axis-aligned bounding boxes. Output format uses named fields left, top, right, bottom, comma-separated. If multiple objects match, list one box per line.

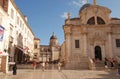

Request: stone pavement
left=0, top=69, right=120, bottom=79
left=61, top=69, right=120, bottom=79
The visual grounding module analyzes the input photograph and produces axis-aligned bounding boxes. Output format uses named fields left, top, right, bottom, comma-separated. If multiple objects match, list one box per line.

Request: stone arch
left=97, top=16, right=105, bottom=24
left=87, top=16, right=105, bottom=25
left=94, top=46, right=102, bottom=60
left=87, top=17, right=95, bottom=25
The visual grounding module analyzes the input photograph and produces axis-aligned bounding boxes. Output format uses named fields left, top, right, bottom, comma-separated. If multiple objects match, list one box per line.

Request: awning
left=0, top=52, right=8, bottom=56
left=15, top=46, right=24, bottom=52
left=24, top=46, right=29, bottom=51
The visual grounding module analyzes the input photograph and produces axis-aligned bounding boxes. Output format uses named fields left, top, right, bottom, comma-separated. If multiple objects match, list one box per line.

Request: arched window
left=87, top=17, right=95, bottom=25
left=87, top=16, right=105, bottom=25
left=97, top=17, right=105, bottom=24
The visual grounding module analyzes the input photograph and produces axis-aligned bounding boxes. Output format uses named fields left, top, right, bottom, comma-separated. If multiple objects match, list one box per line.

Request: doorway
left=94, top=46, right=102, bottom=60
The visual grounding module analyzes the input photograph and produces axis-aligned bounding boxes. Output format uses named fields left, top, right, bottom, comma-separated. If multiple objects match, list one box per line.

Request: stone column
left=107, top=32, right=113, bottom=58
left=101, top=41, right=106, bottom=60
left=90, top=38, right=94, bottom=58
left=90, top=44, right=94, bottom=59
left=65, top=33, right=71, bottom=62
left=82, top=32, right=88, bottom=57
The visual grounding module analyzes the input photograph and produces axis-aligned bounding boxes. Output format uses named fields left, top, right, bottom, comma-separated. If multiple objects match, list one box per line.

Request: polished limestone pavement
left=0, top=69, right=120, bottom=79
left=0, top=69, right=65, bottom=79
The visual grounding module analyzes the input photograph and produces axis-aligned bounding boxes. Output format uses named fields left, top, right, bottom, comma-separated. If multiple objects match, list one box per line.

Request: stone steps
left=64, top=56, right=89, bottom=69
left=94, top=60, right=118, bottom=70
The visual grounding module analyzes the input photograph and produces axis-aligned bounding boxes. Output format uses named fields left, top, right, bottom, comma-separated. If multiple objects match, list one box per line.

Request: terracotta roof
left=111, top=18, right=120, bottom=20
left=34, top=38, right=40, bottom=40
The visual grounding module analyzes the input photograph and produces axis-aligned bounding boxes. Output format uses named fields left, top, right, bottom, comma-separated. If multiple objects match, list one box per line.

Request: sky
left=14, top=0, right=120, bottom=45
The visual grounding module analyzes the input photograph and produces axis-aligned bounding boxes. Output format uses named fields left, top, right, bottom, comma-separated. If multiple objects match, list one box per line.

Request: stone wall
left=1, top=56, right=8, bottom=73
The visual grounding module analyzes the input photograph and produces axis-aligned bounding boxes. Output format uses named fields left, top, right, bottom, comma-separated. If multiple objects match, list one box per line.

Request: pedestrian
left=12, top=63, right=17, bottom=75
left=104, top=57, right=108, bottom=69
left=58, top=62, right=62, bottom=72
left=46, top=62, right=49, bottom=70
left=110, top=58, right=114, bottom=68
left=33, top=61, right=37, bottom=70
left=118, top=64, right=120, bottom=75
left=42, top=62, right=45, bottom=71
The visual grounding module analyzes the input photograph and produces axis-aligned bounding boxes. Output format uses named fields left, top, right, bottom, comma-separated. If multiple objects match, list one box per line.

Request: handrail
left=88, top=57, right=95, bottom=70
left=115, top=56, right=120, bottom=64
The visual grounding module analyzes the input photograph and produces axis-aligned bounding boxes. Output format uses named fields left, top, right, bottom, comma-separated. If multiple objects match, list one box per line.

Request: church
left=61, top=0, right=120, bottom=69
left=40, top=33, right=61, bottom=63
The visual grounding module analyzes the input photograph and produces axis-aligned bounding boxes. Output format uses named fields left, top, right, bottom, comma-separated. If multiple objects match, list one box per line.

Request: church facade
left=61, top=1, right=120, bottom=69
left=40, top=33, right=61, bottom=63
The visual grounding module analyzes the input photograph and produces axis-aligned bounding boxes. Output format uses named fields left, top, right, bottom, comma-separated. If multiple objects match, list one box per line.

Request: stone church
left=61, top=0, right=120, bottom=69
left=40, top=33, right=61, bottom=63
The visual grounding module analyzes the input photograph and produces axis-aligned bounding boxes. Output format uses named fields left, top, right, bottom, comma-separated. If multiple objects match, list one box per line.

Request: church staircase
left=64, top=55, right=89, bottom=70
left=94, top=60, right=118, bottom=70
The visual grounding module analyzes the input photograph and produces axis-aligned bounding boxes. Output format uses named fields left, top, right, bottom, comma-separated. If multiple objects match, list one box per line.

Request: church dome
left=79, top=3, right=92, bottom=13
left=50, top=32, right=58, bottom=46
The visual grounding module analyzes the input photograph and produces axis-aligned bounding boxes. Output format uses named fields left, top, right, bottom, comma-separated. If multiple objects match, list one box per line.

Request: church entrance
left=94, top=46, right=102, bottom=60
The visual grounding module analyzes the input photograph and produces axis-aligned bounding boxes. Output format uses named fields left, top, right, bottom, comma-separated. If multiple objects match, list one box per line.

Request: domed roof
left=79, top=3, right=92, bottom=13
left=50, top=32, right=57, bottom=40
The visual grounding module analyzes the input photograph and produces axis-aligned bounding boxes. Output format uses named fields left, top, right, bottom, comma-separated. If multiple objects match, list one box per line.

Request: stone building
left=0, top=0, right=35, bottom=64
left=33, top=38, right=40, bottom=62
left=62, top=0, right=120, bottom=69
left=40, top=33, right=61, bottom=63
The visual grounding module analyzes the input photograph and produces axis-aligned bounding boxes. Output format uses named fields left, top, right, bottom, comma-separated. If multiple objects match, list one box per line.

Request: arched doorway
left=95, top=46, right=102, bottom=60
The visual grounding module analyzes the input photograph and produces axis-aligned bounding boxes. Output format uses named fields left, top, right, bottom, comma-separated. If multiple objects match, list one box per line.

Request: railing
left=115, top=56, right=120, bottom=64
left=88, top=58, right=95, bottom=70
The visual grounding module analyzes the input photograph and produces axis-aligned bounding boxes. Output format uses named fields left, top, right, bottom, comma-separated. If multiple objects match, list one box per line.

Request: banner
left=0, top=25, right=4, bottom=41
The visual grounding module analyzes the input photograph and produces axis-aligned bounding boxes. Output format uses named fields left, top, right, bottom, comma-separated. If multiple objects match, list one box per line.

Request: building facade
left=62, top=0, right=120, bottom=69
left=0, top=0, right=35, bottom=64
left=40, top=33, right=61, bottom=63
left=33, top=38, right=40, bottom=62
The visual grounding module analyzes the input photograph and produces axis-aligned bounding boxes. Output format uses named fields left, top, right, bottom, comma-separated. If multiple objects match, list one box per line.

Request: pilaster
left=65, top=32, right=71, bottom=62
left=107, top=32, right=113, bottom=58
left=81, top=32, right=88, bottom=57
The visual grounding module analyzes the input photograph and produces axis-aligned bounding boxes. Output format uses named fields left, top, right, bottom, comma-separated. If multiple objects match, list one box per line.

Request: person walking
left=42, top=62, right=45, bottom=71
left=33, top=61, right=37, bottom=70
left=118, top=64, right=120, bottom=75
left=12, top=63, right=17, bottom=75
left=58, top=62, right=62, bottom=72
left=104, top=57, right=108, bottom=69
left=110, top=58, right=114, bottom=68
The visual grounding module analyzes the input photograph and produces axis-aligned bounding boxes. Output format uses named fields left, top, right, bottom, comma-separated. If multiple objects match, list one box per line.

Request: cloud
left=72, top=0, right=82, bottom=7
left=72, top=0, right=88, bottom=7
left=61, top=12, right=68, bottom=19
left=82, top=0, right=88, bottom=4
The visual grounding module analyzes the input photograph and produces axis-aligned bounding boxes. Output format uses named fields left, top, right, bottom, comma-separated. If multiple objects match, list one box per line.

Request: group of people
left=104, top=57, right=115, bottom=69
left=33, top=61, right=62, bottom=72
left=33, top=62, right=46, bottom=71
left=104, top=57, right=120, bottom=75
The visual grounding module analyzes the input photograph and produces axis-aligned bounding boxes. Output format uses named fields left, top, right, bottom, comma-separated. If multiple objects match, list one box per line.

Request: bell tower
left=50, top=32, right=59, bottom=46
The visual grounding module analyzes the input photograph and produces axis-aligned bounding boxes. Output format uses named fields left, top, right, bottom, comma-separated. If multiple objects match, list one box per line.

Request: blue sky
left=14, top=0, right=120, bottom=45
